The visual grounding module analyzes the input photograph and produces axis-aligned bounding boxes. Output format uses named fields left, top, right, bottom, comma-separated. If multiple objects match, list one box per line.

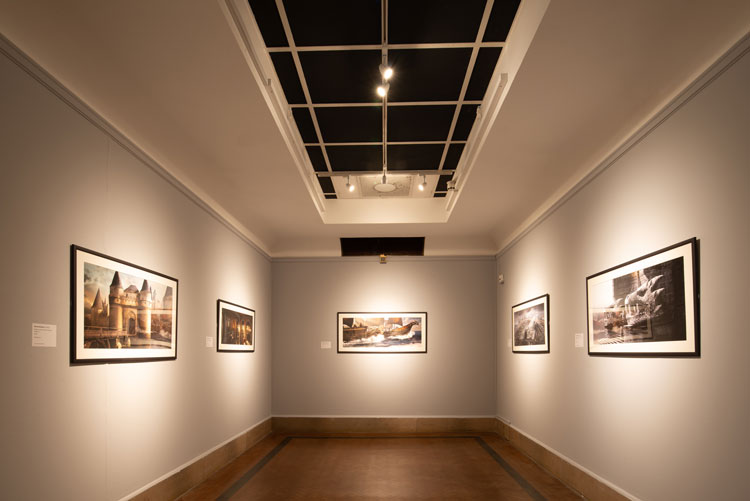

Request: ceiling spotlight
left=376, top=83, right=390, bottom=97
left=418, top=174, right=427, bottom=191
left=346, top=175, right=355, bottom=192
left=374, top=173, right=396, bottom=193
left=379, top=64, right=393, bottom=80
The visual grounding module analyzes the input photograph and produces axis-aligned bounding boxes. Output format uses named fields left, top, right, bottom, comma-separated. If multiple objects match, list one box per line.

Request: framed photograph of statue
left=71, top=245, right=178, bottom=363
left=512, top=294, right=550, bottom=353
left=217, top=300, right=255, bottom=352
left=586, top=238, right=699, bottom=356
left=337, top=312, right=427, bottom=353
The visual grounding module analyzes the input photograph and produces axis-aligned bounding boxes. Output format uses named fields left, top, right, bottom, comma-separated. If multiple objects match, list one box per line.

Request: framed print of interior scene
left=217, top=300, right=255, bottom=352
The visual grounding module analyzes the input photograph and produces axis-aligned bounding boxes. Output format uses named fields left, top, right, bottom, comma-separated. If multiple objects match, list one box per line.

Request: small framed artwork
left=338, top=312, right=427, bottom=353
left=217, top=300, right=255, bottom=352
left=71, top=245, right=178, bottom=363
left=512, top=294, right=550, bottom=353
left=586, top=238, right=699, bottom=356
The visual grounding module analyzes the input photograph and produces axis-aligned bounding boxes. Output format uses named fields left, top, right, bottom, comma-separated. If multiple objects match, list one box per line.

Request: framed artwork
left=71, top=245, right=178, bottom=363
left=217, top=300, right=255, bottom=352
left=512, top=294, right=550, bottom=353
left=337, top=312, right=427, bottom=353
left=586, top=238, right=699, bottom=356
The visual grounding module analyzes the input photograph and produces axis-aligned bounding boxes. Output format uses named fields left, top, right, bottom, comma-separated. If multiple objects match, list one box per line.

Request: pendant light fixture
left=374, top=0, right=396, bottom=194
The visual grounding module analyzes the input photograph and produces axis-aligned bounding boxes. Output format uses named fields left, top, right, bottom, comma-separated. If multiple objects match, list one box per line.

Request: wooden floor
left=179, top=433, right=582, bottom=500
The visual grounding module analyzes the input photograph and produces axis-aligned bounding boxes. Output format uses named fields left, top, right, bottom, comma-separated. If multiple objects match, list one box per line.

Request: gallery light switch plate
left=206, top=336, right=214, bottom=348
left=320, top=341, right=332, bottom=349
left=32, top=323, right=56, bottom=347
left=575, top=333, right=584, bottom=348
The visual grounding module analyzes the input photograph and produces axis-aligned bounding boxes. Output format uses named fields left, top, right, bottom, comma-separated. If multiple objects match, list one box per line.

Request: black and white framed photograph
left=512, top=294, right=550, bottom=353
left=217, top=300, right=255, bottom=352
left=337, top=312, right=427, bottom=353
left=586, top=238, right=699, bottom=356
left=71, top=245, right=178, bottom=363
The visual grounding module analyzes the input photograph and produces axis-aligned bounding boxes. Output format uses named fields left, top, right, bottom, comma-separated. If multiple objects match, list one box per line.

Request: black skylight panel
left=248, top=0, right=521, bottom=198
left=388, top=0, right=487, bottom=44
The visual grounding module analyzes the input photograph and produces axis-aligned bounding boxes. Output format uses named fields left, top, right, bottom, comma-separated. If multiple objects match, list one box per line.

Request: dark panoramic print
left=342, top=316, right=422, bottom=348
left=513, top=304, right=545, bottom=346
left=83, top=262, right=173, bottom=349
left=592, top=257, right=686, bottom=345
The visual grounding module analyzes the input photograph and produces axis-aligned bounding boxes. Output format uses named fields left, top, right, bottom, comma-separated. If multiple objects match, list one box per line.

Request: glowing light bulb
left=377, top=85, right=387, bottom=97
left=379, top=64, right=394, bottom=81
left=418, top=182, right=425, bottom=191
left=348, top=182, right=355, bottom=192
left=346, top=176, right=355, bottom=192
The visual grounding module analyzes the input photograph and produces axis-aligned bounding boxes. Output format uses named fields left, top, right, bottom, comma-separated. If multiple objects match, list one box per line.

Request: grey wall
left=496, top=50, right=749, bottom=500
left=0, top=51, right=272, bottom=500
left=272, top=258, right=496, bottom=416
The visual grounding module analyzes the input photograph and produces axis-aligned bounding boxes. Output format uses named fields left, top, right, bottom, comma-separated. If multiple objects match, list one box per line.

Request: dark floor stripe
left=217, top=435, right=546, bottom=500
left=215, top=436, right=291, bottom=501
left=476, top=437, right=547, bottom=501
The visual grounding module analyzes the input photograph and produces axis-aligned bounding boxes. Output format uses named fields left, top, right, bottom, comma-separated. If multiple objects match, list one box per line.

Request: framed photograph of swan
left=337, top=312, right=427, bottom=353
left=586, top=238, right=699, bottom=356
left=512, top=294, right=550, bottom=353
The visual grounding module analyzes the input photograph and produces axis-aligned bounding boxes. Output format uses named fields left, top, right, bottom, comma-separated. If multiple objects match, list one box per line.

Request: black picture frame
left=586, top=238, right=699, bottom=356
left=337, top=312, right=427, bottom=353
left=511, top=294, right=550, bottom=353
left=217, top=299, right=255, bottom=352
left=71, top=245, right=178, bottom=364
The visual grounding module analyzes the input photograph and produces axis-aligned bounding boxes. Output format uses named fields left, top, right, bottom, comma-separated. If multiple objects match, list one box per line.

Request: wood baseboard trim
left=271, top=416, right=499, bottom=434
left=128, top=417, right=273, bottom=501
left=495, top=419, right=633, bottom=501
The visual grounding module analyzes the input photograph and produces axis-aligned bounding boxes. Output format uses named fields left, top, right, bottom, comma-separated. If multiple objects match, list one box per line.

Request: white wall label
left=320, top=341, right=332, bottom=350
left=32, top=323, right=56, bottom=347
left=205, top=336, right=214, bottom=348
left=575, top=333, right=584, bottom=348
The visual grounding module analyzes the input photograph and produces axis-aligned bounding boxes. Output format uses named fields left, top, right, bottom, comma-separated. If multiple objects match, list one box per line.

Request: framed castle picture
left=217, top=300, right=255, bottom=352
left=586, top=238, right=699, bottom=356
left=71, top=245, right=178, bottom=363
left=337, top=312, right=427, bottom=353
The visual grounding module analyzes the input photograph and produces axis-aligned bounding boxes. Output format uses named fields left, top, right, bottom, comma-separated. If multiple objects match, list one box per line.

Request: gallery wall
left=0, top=50, right=272, bottom=500
left=272, top=258, right=496, bottom=417
left=496, top=48, right=749, bottom=500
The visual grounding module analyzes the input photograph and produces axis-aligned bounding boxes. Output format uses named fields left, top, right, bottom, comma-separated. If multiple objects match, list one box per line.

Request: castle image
left=86, top=271, right=173, bottom=348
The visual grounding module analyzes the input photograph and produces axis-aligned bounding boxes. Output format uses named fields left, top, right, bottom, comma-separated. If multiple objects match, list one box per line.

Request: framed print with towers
left=71, top=245, right=178, bottom=363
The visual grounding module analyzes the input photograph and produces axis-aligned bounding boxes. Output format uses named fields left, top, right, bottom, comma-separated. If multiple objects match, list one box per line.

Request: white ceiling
left=1, top=0, right=748, bottom=257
